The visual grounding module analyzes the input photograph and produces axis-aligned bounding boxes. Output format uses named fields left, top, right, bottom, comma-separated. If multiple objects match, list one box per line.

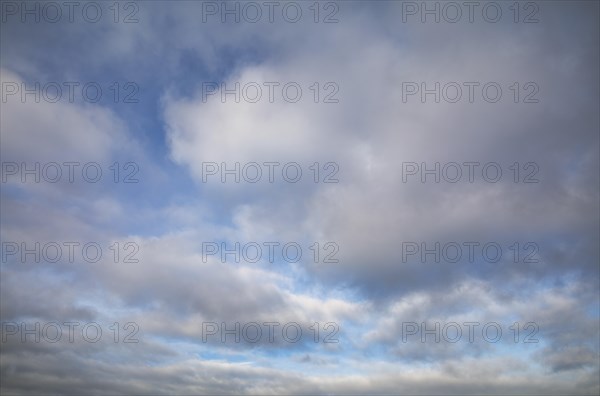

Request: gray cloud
left=1, top=0, right=598, bottom=394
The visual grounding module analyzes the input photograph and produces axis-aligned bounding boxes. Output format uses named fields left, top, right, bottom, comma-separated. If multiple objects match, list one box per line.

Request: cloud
left=1, top=1, right=598, bottom=394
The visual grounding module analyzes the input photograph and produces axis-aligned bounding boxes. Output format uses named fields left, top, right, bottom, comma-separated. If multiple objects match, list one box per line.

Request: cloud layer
left=1, top=1, right=598, bottom=394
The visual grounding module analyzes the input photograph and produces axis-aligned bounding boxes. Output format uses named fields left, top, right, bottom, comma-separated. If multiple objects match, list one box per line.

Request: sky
left=0, top=0, right=599, bottom=394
